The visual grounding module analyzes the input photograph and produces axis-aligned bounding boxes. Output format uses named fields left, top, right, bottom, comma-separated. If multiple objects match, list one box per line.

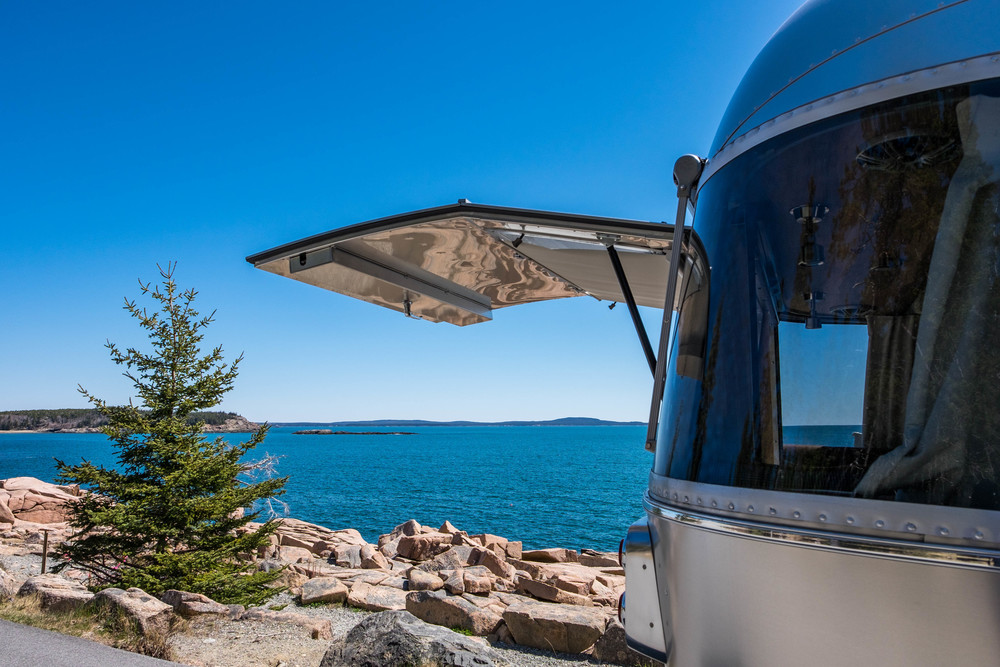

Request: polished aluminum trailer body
left=249, top=1, right=1000, bottom=664
left=623, top=1, right=1000, bottom=664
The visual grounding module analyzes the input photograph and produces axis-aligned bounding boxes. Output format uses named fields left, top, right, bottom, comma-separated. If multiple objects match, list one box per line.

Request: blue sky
left=2, top=1, right=805, bottom=422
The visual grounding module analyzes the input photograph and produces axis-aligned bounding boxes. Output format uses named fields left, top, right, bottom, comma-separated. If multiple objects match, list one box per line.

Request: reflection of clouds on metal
left=248, top=202, right=674, bottom=326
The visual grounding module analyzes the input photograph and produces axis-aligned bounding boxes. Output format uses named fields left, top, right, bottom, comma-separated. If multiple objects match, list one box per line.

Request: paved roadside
left=0, top=619, right=180, bottom=666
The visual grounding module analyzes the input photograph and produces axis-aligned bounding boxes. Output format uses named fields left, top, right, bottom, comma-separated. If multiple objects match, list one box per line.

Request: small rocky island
left=292, top=429, right=416, bottom=435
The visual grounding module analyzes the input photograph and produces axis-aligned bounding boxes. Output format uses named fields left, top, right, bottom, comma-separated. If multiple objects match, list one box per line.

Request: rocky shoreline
left=0, top=411, right=262, bottom=434
left=1, top=415, right=262, bottom=435
left=1, top=477, right=655, bottom=667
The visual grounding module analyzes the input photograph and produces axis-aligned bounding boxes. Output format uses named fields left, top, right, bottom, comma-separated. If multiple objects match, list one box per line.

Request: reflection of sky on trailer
left=778, top=321, right=867, bottom=427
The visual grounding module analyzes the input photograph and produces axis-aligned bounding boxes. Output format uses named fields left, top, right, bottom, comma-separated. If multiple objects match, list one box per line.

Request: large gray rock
left=18, top=573, right=93, bottom=612
left=92, top=587, right=173, bottom=637
left=161, top=589, right=230, bottom=617
left=405, top=590, right=503, bottom=636
left=320, top=609, right=506, bottom=667
left=300, top=577, right=349, bottom=605
left=592, top=618, right=664, bottom=666
left=502, top=598, right=609, bottom=654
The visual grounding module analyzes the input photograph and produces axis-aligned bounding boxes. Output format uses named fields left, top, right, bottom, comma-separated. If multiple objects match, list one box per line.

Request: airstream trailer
left=248, top=0, right=1000, bottom=664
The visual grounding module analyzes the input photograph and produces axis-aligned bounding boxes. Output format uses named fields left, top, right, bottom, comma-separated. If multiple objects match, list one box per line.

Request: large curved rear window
left=653, top=80, right=1000, bottom=510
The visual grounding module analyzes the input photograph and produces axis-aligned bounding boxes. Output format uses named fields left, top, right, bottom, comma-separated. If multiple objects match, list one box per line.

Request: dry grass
left=0, top=594, right=182, bottom=660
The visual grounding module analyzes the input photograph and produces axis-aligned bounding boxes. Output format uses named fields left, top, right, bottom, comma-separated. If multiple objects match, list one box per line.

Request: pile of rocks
left=1, top=477, right=641, bottom=664
left=256, top=516, right=626, bottom=657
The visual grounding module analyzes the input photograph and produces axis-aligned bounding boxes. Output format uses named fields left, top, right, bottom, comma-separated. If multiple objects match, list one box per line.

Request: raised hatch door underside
left=246, top=202, right=675, bottom=326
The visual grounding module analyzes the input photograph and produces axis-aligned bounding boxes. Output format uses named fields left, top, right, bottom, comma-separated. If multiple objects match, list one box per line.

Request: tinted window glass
left=654, top=81, right=1000, bottom=510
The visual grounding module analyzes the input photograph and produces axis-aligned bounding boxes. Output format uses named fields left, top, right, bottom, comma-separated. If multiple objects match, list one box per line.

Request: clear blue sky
left=2, top=1, right=805, bottom=422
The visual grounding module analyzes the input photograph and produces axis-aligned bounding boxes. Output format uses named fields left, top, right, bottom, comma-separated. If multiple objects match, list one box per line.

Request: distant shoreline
left=1, top=413, right=645, bottom=434
left=292, top=429, right=417, bottom=435
left=0, top=409, right=260, bottom=434
left=274, top=418, right=644, bottom=428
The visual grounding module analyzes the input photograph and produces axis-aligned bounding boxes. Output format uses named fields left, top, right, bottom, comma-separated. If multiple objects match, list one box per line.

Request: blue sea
left=0, top=424, right=862, bottom=551
left=0, top=426, right=651, bottom=552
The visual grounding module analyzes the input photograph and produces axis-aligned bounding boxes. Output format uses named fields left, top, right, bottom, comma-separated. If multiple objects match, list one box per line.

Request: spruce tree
left=56, top=264, right=287, bottom=605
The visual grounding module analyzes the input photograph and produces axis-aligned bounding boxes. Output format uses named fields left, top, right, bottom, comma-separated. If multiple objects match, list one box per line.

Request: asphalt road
left=0, top=619, right=180, bottom=666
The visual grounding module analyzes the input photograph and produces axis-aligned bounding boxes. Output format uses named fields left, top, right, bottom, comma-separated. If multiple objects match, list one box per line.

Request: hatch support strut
left=646, top=155, right=705, bottom=451
left=605, top=244, right=657, bottom=375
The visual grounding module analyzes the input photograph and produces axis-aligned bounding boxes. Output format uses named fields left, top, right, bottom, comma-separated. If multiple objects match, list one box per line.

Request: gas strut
left=605, top=243, right=657, bottom=375
left=645, top=154, right=705, bottom=451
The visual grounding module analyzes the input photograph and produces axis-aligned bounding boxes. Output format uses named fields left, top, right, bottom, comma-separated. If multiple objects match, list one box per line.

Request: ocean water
left=0, top=426, right=651, bottom=552
left=782, top=424, right=863, bottom=447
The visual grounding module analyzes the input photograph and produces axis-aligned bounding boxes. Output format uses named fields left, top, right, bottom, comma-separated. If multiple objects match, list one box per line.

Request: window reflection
left=656, top=81, right=1000, bottom=510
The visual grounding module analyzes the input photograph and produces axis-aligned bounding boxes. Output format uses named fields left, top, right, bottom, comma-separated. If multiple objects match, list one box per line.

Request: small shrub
left=55, top=265, right=288, bottom=605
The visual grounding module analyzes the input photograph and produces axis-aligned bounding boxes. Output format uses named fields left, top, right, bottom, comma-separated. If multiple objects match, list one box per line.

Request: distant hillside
left=0, top=409, right=258, bottom=433
left=273, top=417, right=644, bottom=428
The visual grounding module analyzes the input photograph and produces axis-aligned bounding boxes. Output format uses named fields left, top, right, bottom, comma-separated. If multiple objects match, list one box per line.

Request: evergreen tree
left=56, top=264, right=287, bottom=605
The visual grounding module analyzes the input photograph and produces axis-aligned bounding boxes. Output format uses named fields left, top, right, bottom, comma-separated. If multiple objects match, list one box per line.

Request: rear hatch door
left=246, top=201, right=676, bottom=326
